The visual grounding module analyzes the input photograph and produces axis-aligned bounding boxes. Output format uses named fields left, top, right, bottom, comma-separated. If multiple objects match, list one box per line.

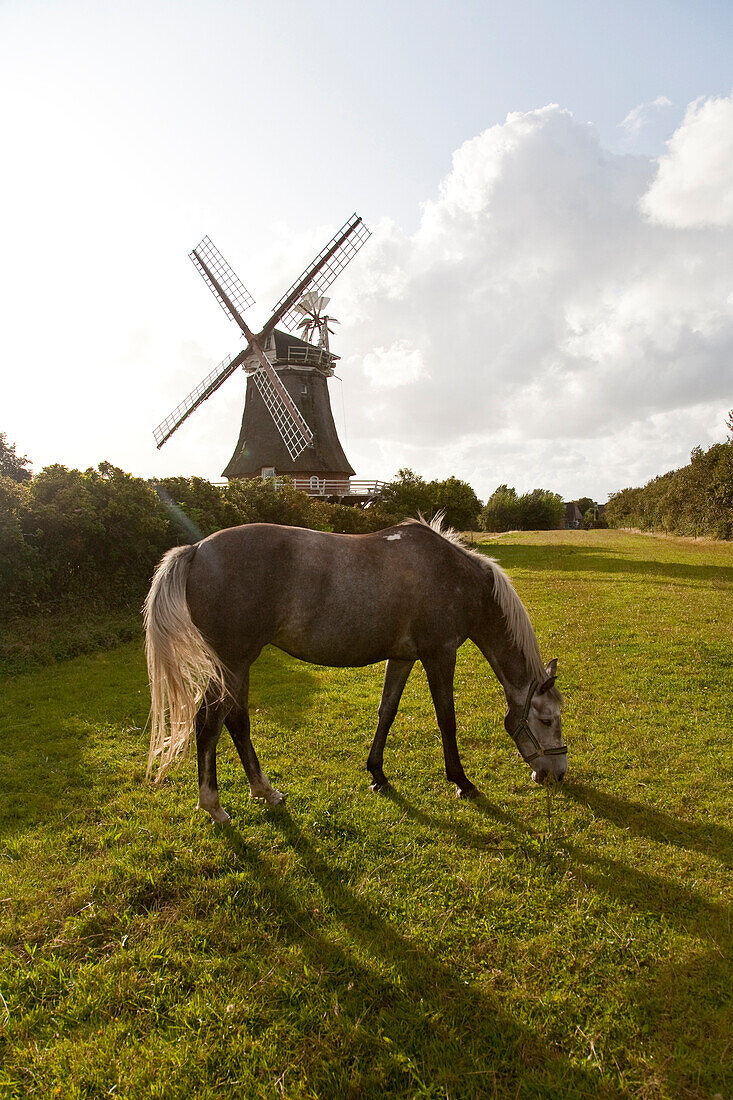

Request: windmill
left=153, top=214, right=370, bottom=494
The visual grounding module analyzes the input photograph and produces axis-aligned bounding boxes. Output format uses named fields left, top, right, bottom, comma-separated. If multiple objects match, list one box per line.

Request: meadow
left=0, top=529, right=731, bottom=1099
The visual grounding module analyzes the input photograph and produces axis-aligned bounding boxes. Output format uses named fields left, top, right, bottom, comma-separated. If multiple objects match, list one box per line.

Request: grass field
left=0, top=529, right=731, bottom=1099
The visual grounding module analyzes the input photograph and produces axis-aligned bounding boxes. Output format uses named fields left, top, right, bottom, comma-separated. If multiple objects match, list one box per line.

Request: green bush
left=606, top=438, right=733, bottom=538
left=480, top=485, right=520, bottom=532
left=376, top=469, right=481, bottom=529
left=517, top=488, right=565, bottom=530
left=481, top=485, right=564, bottom=531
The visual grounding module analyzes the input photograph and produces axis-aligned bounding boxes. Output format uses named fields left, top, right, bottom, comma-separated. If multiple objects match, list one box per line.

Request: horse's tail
left=144, top=543, right=228, bottom=783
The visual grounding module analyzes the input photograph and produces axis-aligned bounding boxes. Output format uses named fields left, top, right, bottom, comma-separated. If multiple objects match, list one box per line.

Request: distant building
left=561, top=502, right=584, bottom=529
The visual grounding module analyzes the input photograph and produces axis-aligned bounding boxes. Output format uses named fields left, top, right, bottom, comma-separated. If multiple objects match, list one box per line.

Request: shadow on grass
left=382, top=787, right=528, bottom=853
left=0, top=644, right=327, bottom=843
left=561, top=833, right=733, bottom=1096
left=483, top=543, right=733, bottom=585
left=250, top=645, right=354, bottom=728
left=0, top=647, right=150, bottom=841
left=562, top=781, right=733, bottom=869
left=221, top=809, right=607, bottom=1098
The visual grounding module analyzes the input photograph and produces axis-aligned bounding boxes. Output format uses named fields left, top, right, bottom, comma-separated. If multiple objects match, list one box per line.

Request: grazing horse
left=145, top=516, right=566, bottom=822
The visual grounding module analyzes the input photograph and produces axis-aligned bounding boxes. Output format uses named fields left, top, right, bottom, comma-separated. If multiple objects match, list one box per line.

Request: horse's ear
left=538, top=658, right=558, bottom=694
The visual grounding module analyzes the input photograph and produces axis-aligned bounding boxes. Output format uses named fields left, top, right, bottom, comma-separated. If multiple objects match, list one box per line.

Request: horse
left=144, top=515, right=566, bottom=823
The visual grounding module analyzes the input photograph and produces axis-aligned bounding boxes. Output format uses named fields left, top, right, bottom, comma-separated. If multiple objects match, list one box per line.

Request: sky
left=1, top=0, right=732, bottom=503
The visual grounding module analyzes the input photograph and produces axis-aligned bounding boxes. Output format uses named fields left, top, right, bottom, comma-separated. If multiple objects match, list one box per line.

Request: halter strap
left=509, top=679, right=567, bottom=765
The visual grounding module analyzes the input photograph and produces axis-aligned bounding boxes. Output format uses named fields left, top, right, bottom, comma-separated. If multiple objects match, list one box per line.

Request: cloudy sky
left=1, top=0, right=731, bottom=503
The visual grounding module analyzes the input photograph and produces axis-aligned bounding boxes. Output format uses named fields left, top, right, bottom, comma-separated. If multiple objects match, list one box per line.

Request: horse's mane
left=404, top=513, right=550, bottom=683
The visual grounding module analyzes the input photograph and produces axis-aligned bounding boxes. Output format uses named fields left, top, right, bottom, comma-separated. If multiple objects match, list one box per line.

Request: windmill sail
left=250, top=362, right=314, bottom=460
left=189, top=236, right=255, bottom=332
left=269, top=214, right=370, bottom=334
left=153, top=350, right=247, bottom=448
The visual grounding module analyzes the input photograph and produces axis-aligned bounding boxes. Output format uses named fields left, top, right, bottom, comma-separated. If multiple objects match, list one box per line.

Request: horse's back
left=185, top=522, right=481, bottom=668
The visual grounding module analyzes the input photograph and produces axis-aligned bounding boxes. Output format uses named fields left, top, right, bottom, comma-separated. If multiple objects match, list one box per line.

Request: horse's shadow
left=561, top=781, right=733, bottom=869
left=381, top=786, right=525, bottom=852
left=219, top=807, right=601, bottom=1096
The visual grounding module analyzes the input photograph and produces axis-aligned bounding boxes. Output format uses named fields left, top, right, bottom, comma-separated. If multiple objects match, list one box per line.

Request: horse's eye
left=540, top=718, right=552, bottom=727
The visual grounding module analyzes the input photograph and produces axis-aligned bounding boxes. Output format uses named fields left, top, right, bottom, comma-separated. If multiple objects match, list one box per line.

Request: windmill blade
left=153, top=348, right=248, bottom=448
left=189, top=236, right=255, bottom=335
left=293, top=292, right=330, bottom=317
left=250, top=359, right=314, bottom=460
left=267, top=213, right=370, bottom=335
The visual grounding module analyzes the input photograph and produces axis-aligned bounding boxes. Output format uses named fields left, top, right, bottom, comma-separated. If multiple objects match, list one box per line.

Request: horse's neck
left=473, top=611, right=536, bottom=708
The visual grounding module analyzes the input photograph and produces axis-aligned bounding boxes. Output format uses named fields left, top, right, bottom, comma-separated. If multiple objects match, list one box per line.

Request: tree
left=155, top=476, right=238, bottom=538
left=224, top=477, right=329, bottom=529
left=516, top=488, right=565, bottom=530
left=0, top=474, right=40, bottom=612
left=583, top=506, right=608, bottom=530
left=377, top=469, right=435, bottom=520
left=480, top=485, right=520, bottom=532
left=433, top=476, right=481, bottom=530
left=0, top=433, right=32, bottom=482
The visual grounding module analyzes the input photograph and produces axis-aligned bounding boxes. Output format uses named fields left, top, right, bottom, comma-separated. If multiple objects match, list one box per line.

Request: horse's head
left=504, top=659, right=567, bottom=783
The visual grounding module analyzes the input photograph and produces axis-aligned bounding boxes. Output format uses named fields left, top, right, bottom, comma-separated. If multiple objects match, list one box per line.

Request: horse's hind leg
left=225, top=670, right=284, bottom=807
left=367, top=659, right=414, bottom=792
left=422, top=649, right=478, bottom=799
left=195, top=696, right=231, bottom=823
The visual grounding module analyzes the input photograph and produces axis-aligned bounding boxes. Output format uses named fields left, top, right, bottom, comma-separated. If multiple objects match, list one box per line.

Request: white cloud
left=362, top=340, right=428, bottom=389
left=620, top=95, right=673, bottom=137
left=641, top=92, right=733, bottom=226
left=334, top=102, right=733, bottom=501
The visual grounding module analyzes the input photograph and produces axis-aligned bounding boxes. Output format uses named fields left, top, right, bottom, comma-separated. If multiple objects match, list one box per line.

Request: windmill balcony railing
left=284, top=346, right=335, bottom=368
left=289, top=478, right=388, bottom=498
left=213, top=478, right=388, bottom=498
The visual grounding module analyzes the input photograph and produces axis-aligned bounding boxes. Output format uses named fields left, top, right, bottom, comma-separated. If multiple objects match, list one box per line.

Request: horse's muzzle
left=532, top=759, right=567, bottom=784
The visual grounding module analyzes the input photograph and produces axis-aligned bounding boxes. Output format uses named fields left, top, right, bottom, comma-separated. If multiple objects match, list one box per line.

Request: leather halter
left=509, top=679, right=568, bottom=765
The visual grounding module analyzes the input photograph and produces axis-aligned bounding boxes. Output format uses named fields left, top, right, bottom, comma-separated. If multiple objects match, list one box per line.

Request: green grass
left=0, top=530, right=731, bottom=1098
left=0, top=605, right=142, bottom=676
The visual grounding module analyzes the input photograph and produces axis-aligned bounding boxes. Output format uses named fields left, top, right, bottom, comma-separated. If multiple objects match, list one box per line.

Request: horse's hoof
left=370, top=780, right=391, bottom=795
left=204, top=805, right=231, bottom=823
left=264, top=788, right=285, bottom=807
left=456, top=785, right=479, bottom=800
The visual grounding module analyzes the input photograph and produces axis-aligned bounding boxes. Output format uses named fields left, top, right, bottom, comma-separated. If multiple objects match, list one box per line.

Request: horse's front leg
left=422, top=649, right=478, bottom=799
left=367, top=658, right=414, bottom=792
left=195, top=698, right=230, bottom=823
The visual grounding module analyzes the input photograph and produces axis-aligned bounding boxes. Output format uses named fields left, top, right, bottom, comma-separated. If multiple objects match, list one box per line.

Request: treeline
left=0, top=465, right=382, bottom=617
left=0, top=448, right=493, bottom=616
left=606, top=433, right=733, bottom=539
left=0, top=433, right=608, bottom=619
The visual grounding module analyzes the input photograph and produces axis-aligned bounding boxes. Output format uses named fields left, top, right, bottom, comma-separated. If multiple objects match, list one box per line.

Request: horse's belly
left=272, top=622, right=417, bottom=668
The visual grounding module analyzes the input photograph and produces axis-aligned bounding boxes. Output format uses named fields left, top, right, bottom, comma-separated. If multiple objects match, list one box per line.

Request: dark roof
left=271, top=328, right=337, bottom=368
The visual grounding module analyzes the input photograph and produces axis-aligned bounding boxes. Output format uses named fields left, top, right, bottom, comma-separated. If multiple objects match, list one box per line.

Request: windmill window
left=262, top=467, right=275, bottom=480
left=301, top=384, right=308, bottom=394
left=310, top=476, right=320, bottom=491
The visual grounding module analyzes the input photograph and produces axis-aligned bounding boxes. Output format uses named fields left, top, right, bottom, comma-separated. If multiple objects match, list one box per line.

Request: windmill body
left=154, top=215, right=372, bottom=498
left=222, top=328, right=355, bottom=492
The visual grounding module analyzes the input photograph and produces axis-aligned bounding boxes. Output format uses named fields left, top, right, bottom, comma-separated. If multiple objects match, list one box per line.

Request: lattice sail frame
left=250, top=365, right=313, bottom=460
left=189, top=236, right=255, bottom=325
left=272, top=214, right=370, bottom=333
left=153, top=351, right=245, bottom=448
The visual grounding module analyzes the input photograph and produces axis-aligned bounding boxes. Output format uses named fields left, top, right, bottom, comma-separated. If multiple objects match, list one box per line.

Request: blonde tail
left=144, top=544, right=228, bottom=782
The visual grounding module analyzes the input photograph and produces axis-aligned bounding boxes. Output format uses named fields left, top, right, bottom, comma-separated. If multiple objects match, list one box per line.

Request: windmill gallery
left=154, top=214, right=382, bottom=501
